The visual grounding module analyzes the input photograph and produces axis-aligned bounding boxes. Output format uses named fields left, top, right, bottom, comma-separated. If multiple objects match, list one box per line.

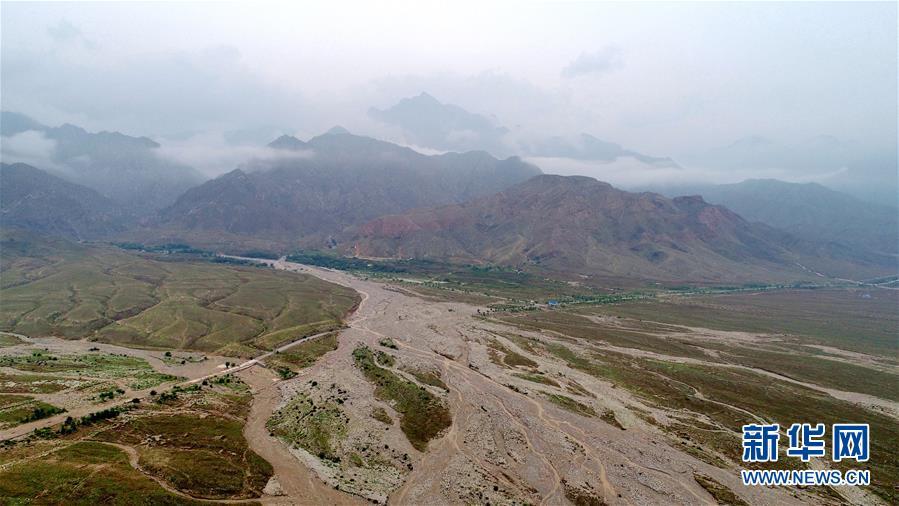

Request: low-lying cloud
left=155, top=132, right=313, bottom=177
left=0, top=130, right=60, bottom=171
left=561, top=46, right=624, bottom=78
left=1, top=38, right=306, bottom=137
left=1, top=3, right=894, bottom=204
left=47, top=19, right=96, bottom=49
left=528, top=155, right=856, bottom=192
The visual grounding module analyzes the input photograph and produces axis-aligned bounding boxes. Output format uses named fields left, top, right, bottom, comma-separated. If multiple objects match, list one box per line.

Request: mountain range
left=1, top=111, right=204, bottom=214
left=685, top=135, right=898, bottom=206
left=645, top=179, right=897, bottom=257
left=338, top=174, right=893, bottom=282
left=369, top=92, right=510, bottom=155
left=2, top=115, right=894, bottom=284
left=146, top=128, right=541, bottom=247
left=0, top=162, right=130, bottom=240
left=369, top=93, right=677, bottom=167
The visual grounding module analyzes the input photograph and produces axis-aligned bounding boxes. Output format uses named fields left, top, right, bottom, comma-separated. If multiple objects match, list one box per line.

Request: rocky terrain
left=2, top=257, right=894, bottom=505
left=0, top=163, right=132, bottom=239
left=150, top=129, right=541, bottom=247
left=241, top=259, right=888, bottom=505
left=341, top=174, right=896, bottom=282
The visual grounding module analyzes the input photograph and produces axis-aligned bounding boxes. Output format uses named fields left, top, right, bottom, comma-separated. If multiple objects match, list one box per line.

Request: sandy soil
left=238, top=366, right=365, bottom=505
left=257, top=259, right=820, bottom=506
left=4, top=260, right=889, bottom=505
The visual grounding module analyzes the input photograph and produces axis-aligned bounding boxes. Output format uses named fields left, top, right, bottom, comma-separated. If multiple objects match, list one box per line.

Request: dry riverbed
left=2, top=259, right=894, bottom=505
left=256, top=260, right=883, bottom=505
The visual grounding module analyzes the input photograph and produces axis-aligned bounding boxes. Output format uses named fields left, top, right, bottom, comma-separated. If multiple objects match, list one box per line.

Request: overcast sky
left=2, top=1, right=896, bottom=192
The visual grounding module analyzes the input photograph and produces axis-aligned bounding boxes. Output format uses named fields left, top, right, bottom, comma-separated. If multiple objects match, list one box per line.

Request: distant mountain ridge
left=369, top=92, right=509, bottom=154
left=340, top=174, right=894, bottom=282
left=523, top=133, right=680, bottom=167
left=0, top=162, right=131, bottom=240
left=150, top=128, right=542, bottom=247
left=268, top=135, right=309, bottom=151
left=1, top=111, right=205, bottom=214
left=5, top=110, right=890, bottom=285
left=647, top=179, right=898, bottom=257
left=0, top=111, right=46, bottom=136
left=686, top=135, right=898, bottom=206
left=369, top=93, right=678, bottom=167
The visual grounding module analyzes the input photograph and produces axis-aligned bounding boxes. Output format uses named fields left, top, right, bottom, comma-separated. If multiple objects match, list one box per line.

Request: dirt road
left=239, top=366, right=365, bottom=505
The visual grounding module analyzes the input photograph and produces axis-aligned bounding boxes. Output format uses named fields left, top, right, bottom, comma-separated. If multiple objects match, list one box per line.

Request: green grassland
left=264, top=332, right=339, bottom=373
left=371, top=406, right=393, bottom=425
left=353, top=346, right=451, bottom=451
left=404, top=368, right=448, bottom=391
left=383, top=283, right=502, bottom=305
left=501, top=307, right=899, bottom=402
left=486, top=339, right=538, bottom=369
left=0, top=441, right=207, bottom=505
left=0, top=395, right=65, bottom=428
left=0, top=371, right=75, bottom=394
left=542, top=392, right=596, bottom=417
left=268, top=391, right=348, bottom=462
left=288, top=250, right=619, bottom=301
left=502, top=310, right=703, bottom=358
left=0, top=334, right=23, bottom=347
left=99, top=412, right=271, bottom=499
left=0, top=350, right=183, bottom=432
left=0, top=376, right=268, bottom=503
left=286, top=249, right=834, bottom=308
left=0, top=394, right=30, bottom=408
left=693, top=473, right=749, bottom=506
left=592, top=288, right=898, bottom=355
left=513, top=372, right=560, bottom=387
left=0, top=232, right=359, bottom=355
left=0, top=350, right=178, bottom=391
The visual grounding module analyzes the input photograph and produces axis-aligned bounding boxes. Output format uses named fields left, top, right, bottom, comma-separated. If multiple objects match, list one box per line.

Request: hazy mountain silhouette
left=649, top=179, right=898, bottom=257
left=370, top=93, right=679, bottom=167
left=687, top=135, right=898, bottom=206
left=151, top=128, right=541, bottom=247
left=1, top=111, right=205, bottom=214
left=369, top=92, right=510, bottom=154
left=1, top=162, right=131, bottom=240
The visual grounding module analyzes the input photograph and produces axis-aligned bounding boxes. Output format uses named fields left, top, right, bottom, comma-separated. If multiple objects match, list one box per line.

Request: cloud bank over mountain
left=2, top=2, right=895, bottom=203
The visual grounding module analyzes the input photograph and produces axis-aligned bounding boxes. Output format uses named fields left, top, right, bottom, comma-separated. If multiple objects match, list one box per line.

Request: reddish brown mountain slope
left=340, top=175, right=891, bottom=282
